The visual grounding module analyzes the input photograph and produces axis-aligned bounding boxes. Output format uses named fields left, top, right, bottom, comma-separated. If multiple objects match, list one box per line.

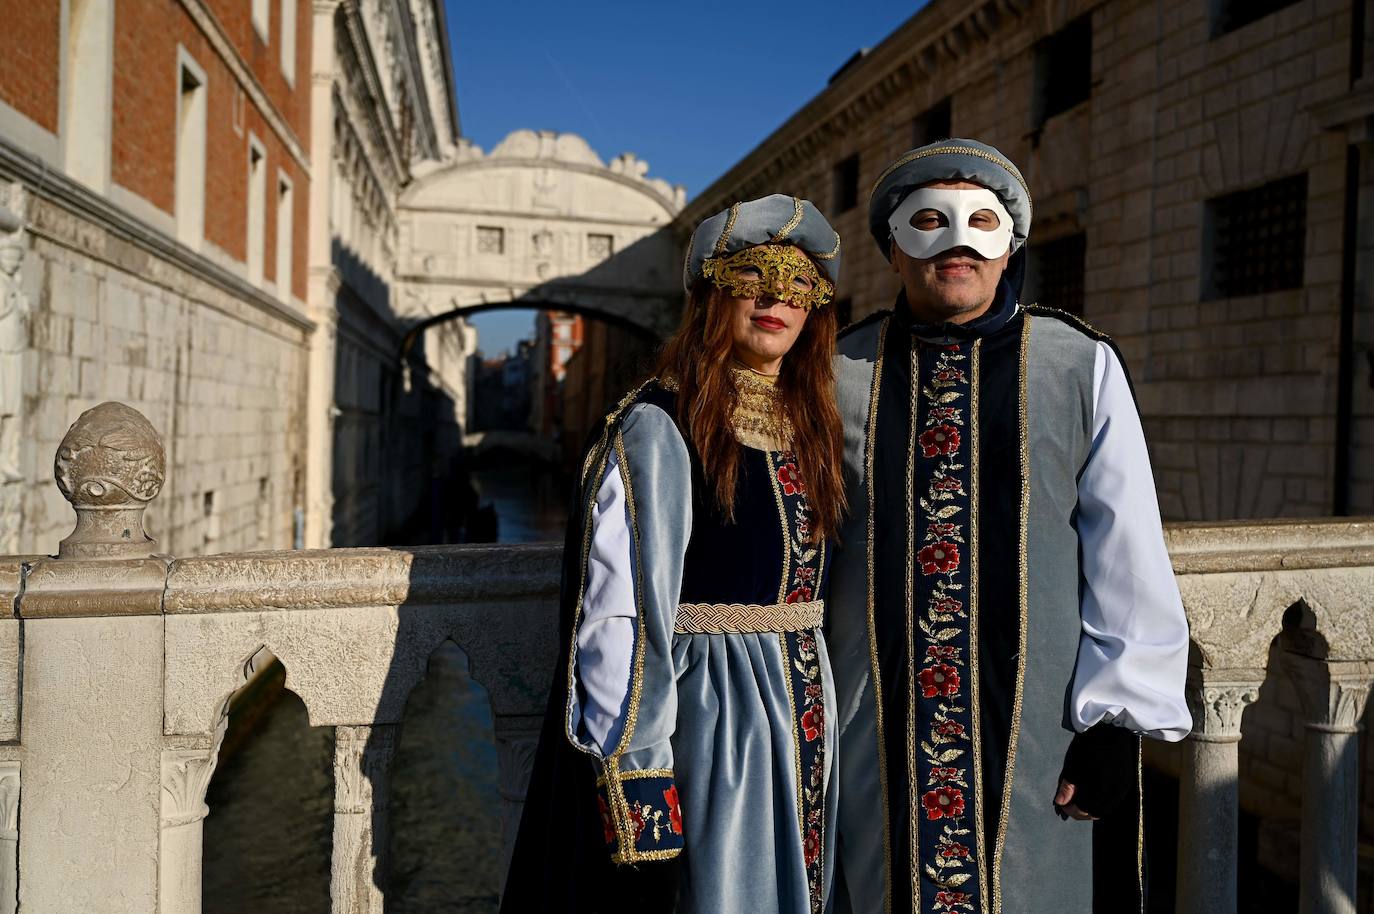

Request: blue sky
left=443, top=1, right=923, bottom=354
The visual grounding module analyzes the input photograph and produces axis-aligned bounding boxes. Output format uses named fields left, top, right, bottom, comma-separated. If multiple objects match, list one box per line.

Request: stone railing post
left=331, top=724, right=397, bottom=914
left=1278, top=654, right=1373, bottom=914
left=493, top=714, right=543, bottom=876
left=0, top=760, right=18, bottom=914
left=1175, top=668, right=1263, bottom=914
left=16, top=402, right=170, bottom=912
left=160, top=743, right=222, bottom=914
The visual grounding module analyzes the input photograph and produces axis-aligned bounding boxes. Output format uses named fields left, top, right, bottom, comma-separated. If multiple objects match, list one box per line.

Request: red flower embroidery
left=918, top=663, right=961, bottom=698
left=597, top=795, right=615, bottom=845
left=932, top=597, right=964, bottom=615
left=922, top=786, right=965, bottom=820
left=628, top=804, right=646, bottom=841
left=795, top=565, right=816, bottom=582
left=777, top=462, right=805, bottom=495
left=938, top=842, right=971, bottom=859
left=933, top=477, right=963, bottom=492
left=919, top=425, right=961, bottom=457
left=929, top=767, right=963, bottom=784
left=928, top=406, right=960, bottom=421
left=935, top=368, right=966, bottom=383
left=928, top=522, right=959, bottom=537
left=663, top=785, right=683, bottom=835
left=935, top=890, right=973, bottom=906
left=804, top=826, right=821, bottom=865
left=935, top=720, right=966, bottom=738
left=787, top=585, right=814, bottom=604
left=918, top=542, right=960, bottom=575
left=926, top=644, right=959, bottom=661
left=801, top=702, right=824, bottom=741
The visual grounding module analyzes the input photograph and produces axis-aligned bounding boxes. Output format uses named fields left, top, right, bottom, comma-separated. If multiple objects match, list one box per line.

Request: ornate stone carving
left=1185, top=672, right=1263, bottom=742
left=0, top=185, right=28, bottom=491
left=0, top=763, right=18, bottom=839
left=1280, top=655, right=1374, bottom=734
left=161, top=749, right=219, bottom=829
left=53, top=402, right=166, bottom=559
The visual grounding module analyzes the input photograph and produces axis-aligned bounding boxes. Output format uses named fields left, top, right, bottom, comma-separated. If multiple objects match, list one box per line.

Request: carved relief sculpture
left=0, top=187, right=28, bottom=487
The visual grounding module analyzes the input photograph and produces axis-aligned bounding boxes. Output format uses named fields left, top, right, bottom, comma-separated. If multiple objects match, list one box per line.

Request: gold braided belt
left=674, top=600, right=824, bottom=635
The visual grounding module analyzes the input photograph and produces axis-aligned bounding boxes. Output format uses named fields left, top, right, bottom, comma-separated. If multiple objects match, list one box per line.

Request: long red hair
left=652, top=279, right=847, bottom=542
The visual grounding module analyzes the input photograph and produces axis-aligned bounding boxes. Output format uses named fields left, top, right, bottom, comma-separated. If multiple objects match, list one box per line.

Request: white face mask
left=888, top=187, right=1014, bottom=261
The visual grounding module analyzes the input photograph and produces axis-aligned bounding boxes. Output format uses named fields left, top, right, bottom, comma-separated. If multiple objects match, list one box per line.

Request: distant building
left=0, top=0, right=465, bottom=554
left=677, top=0, right=1374, bottom=523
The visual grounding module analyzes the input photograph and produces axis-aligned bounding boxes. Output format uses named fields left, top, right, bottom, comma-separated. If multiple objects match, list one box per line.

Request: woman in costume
left=501, top=194, right=846, bottom=914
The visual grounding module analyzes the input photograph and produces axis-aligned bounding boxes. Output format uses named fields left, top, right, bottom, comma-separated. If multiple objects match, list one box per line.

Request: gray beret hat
left=684, top=193, right=841, bottom=291
left=868, top=138, right=1032, bottom=259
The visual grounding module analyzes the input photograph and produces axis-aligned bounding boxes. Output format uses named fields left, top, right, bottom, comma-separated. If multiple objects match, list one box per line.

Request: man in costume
left=826, top=139, right=1192, bottom=913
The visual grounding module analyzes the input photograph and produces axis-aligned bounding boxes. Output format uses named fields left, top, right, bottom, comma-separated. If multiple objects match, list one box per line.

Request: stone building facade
left=677, top=0, right=1374, bottom=524
left=0, top=0, right=315, bottom=555
left=0, top=0, right=463, bottom=554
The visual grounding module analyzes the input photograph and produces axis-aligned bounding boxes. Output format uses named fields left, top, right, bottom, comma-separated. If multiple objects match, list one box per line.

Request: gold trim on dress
left=610, top=430, right=649, bottom=761
left=674, top=599, right=825, bottom=634
left=904, top=343, right=921, bottom=911
left=969, top=339, right=991, bottom=906
left=991, top=315, right=1033, bottom=912
left=864, top=316, right=895, bottom=914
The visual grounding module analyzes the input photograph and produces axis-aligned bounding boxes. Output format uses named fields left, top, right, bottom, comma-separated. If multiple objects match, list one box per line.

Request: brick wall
left=0, top=3, right=60, bottom=131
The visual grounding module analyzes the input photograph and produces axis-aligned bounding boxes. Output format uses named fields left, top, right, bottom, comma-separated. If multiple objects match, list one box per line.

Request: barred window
left=1030, top=233, right=1087, bottom=315
left=1032, top=15, right=1092, bottom=128
left=587, top=233, right=614, bottom=261
left=833, top=154, right=860, bottom=213
left=1203, top=174, right=1307, bottom=300
left=1210, top=0, right=1300, bottom=38
left=476, top=226, right=505, bottom=255
left=912, top=98, right=952, bottom=148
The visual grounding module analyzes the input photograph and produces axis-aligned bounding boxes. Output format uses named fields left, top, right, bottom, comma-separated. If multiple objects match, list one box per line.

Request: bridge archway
left=395, top=129, right=687, bottom=347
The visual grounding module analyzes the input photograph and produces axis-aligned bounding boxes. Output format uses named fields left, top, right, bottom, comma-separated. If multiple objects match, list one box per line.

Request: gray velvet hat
left=868, top=138, right=1032, bottom=259
left=683, top=193, right=841, bottom=291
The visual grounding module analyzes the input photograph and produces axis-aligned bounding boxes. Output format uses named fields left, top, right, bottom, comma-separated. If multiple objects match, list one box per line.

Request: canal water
left=202, top=458, right=568, bottom=912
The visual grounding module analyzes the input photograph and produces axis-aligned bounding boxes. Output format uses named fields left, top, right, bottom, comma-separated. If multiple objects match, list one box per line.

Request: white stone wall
left=8, top=192, right=309, bottom=557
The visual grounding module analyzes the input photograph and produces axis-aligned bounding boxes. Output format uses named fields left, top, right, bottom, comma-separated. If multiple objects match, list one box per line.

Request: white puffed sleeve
left=1070, top=342, right=1192, bottom=741
left=571, top=448, right=637, bottom=754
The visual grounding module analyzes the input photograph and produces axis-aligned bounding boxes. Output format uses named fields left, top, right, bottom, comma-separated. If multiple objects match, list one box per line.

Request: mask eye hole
left=968, top=209, right=1001, bottom=231
left=910, top=209, right=948, bottom=231
left=791, top=272, right=815, bottom=292
left=733, top=265, right=763, bottom=281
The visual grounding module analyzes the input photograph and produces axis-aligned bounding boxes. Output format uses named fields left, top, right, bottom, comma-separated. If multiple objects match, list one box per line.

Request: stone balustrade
left=0, top=401, right=1370, bottom=913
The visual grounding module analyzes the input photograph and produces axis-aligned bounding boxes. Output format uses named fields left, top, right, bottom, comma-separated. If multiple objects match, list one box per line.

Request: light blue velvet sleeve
left=564, top=402, right=693, bottom=863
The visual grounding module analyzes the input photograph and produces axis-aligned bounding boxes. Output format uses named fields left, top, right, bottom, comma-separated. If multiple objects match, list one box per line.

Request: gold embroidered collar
left=730, top=366, right=793, bottom=451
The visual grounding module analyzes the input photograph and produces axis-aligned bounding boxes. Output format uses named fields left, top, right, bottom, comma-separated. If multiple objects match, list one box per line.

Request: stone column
left=494, top=714, right=543, bottom=879
left=1279, top=655, right=1373, bottom=914
left=1175, top=669, right=1262, bottom=914
left=0, top=761, right=18, bottom=914
left=331, top=724, right=397, bottom=914
left=159, top=747, right=221, bottom=914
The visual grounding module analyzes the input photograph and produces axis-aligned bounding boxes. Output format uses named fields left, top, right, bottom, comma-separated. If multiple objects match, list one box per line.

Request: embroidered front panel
left=912, top=342, right=984, bottom=913
left=596, top=770, right=685, bottom=863
left=770, top=450, right=827, bottom=913
left=784, top=628, right=826, bottom=914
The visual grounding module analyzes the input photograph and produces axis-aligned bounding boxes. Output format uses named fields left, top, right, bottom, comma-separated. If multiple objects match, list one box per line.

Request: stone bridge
left=0, top=402, right=1371, bottom=913
left=395, top=130, right=687, bottom=345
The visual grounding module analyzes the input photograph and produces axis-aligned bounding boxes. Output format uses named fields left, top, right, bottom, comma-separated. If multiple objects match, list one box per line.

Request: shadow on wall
left=329, top=237, right=467, bottom=548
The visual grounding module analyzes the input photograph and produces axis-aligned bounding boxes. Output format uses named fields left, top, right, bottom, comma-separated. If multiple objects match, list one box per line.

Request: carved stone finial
left=54, top=401, right=166, bottom=559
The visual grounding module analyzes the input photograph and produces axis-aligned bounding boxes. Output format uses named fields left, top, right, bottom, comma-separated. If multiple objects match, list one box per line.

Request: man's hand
left=1052, top=779, right=1098, bottom=821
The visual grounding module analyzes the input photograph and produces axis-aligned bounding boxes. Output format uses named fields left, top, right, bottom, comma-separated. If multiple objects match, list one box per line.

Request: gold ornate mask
left=700, top=244, right=834, bottom=311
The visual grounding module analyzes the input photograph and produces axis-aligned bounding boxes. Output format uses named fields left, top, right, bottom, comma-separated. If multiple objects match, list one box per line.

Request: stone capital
left=161, top=748, right=219, bottom=829
left=1279, top=654, right=1374, bottom=734
left=1185, top=668, right=1264, bottom=742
